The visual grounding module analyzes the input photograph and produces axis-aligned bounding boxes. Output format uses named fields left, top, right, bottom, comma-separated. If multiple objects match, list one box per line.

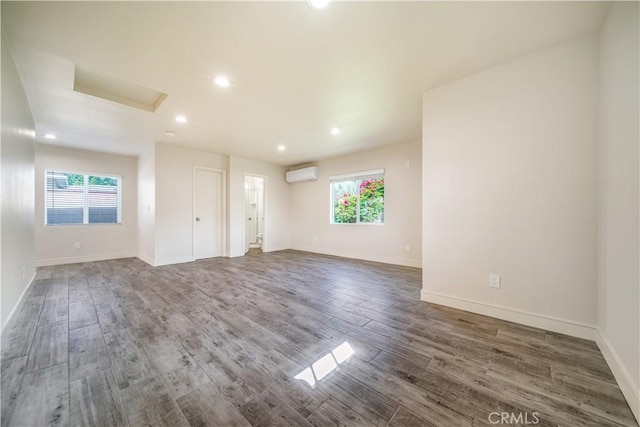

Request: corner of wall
left=0, top=272, right=36, bottom=336
left=136, top=253, right=155, bottom=267
left=596, top=2, right=640, bottom=422
left=1, top=30, right=37, bottom=331
left=595, top=328, right=640, bottom=421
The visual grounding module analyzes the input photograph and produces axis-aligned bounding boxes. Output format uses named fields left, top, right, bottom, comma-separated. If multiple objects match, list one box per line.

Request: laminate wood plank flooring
left=0, top=356, right=26, bottom=427
left=25, top=321, right=68, bottom=373
left=9, top=362, right=69, bottom=427
left=1, top=250, right=637, bottom=426
left=176, top=387, right=251, bottom=427
left=39, top=298, right=69, bottom=326
left=69, top=369, right=127, bottom=427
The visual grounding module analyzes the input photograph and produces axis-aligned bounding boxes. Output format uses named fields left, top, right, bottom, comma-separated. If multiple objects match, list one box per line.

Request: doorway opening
left=244, top=174, right=265, bottom=253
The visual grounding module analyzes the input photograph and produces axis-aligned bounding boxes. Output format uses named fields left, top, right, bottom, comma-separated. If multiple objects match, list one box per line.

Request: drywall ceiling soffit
left=74, top=66, right=168, bottom=113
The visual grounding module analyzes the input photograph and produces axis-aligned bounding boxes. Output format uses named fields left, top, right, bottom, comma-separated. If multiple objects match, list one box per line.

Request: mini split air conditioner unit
left=286, top=166, right=319, bottom=183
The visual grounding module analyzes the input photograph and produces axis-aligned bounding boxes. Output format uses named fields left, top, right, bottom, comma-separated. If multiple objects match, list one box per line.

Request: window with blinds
left=45, top=171, right=122, bottom=225
left=330, top=169, right=384, bottom=224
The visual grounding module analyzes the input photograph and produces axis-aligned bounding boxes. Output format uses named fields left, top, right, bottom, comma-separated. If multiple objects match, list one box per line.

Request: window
left=330, top=169, right=384, bottom=224
left=45, top=171, right=121, bottom=225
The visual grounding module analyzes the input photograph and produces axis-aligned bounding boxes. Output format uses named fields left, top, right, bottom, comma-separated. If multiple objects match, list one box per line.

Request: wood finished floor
left=1, top=250, right=636, bottom=427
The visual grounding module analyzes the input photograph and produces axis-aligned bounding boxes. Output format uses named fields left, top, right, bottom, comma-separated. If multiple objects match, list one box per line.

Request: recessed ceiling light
left=277, top=145, right=286, bottom=151
left=308, top=0, right=331, bottom=10
left=43, top=133, right=57, bottom=140
left=175, top=115, right=188, bottom=123
left=213, top=76, right=231, bottom=88
left=165, top=131, right=175, bottom=137
left=330, top=127, right=341, bottom=135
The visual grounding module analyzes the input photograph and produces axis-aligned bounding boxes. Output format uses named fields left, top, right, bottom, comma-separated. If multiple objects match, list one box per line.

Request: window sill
left=329, top=222, right=384, bottom=226
left=45, top=223, right=123, bottom=227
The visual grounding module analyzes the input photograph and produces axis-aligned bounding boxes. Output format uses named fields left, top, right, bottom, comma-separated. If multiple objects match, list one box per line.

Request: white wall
left=35, top=144, right=138, bottom=265
left=597, top=2, right=640, bottom=420
left=289, top=140, right=422, bottom=267
left=137, top=144, right=155, bottom=265
left=421, top=36, right=599, bottom=338
left=1, top=32, right=36, bottom=331
left=229, top=156, right=290, bottom=257
left=154, top=143, right=227, bottom=265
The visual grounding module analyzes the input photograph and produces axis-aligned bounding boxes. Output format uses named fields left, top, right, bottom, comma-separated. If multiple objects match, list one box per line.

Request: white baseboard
left=420, top=289, right=595, bottom=340
left=137, top=253, right=155, bottom=266
left=35, top=251, right=138, bottom=267
left=595, top=328, right=640, bottom=423
left=1, top=271, right=37, bottom=336
left=142, top=254, right=240, bottom=266
left=263, top=243, right=290, bottom=253
left=291, top=245, right=422, bottom=268
left=152, top=255, right=195, bottom=267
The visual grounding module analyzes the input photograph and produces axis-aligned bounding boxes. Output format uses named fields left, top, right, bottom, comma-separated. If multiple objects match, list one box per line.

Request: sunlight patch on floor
left=294, top=341, right=355, bottom=386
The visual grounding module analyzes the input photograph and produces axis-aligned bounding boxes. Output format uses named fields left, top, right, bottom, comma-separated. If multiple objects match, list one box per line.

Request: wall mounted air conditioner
left=286, top=166, right=319, bottom=183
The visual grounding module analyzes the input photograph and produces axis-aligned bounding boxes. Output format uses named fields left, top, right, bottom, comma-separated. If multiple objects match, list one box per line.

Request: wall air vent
left=73, top=65, right=167, bottom=112
left=286, top=166, right=319, bottom=183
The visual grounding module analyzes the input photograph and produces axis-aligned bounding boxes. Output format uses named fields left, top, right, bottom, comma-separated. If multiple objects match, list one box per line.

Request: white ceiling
left=2, top=1, right=610, bottom=166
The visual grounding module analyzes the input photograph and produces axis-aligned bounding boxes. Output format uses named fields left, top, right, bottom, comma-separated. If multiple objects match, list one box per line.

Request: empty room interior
left=1, top=1, right=639, bottom=426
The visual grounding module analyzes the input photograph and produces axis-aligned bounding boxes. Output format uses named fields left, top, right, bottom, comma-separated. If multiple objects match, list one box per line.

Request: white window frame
left=44, top=170, right=122, bottom=226
left=330, top=169, right=385, bottom=225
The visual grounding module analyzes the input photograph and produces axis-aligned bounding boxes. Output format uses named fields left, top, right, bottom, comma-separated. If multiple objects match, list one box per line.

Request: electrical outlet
left=313, top=236, right=318, bottom=242
left=74, top=242, right=81, bottom=250
left=489, top=274, right=501, bottom=288
left=404, top=244, right=410, bottom=252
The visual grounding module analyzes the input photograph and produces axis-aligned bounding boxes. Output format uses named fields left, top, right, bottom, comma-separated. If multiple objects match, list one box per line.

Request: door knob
left=195, top=217, right=200, bottom=221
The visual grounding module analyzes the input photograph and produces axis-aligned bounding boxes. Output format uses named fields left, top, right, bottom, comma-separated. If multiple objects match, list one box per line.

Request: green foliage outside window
left=66, top=174, right=84, bottom=186
left=88, top=176, right=118, bottom=186
left=66, top=174, right=117, bottom=186
left=333, top=177, right=384, bottom=224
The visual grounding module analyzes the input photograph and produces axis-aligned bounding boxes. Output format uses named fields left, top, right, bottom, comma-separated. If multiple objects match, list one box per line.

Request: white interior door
left=194, top=169, right=223, bottom=259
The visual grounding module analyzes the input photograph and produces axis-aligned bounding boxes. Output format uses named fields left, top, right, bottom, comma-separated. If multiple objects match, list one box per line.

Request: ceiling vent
left=73, top=66, right=167, bottom=112
left=286, top=166, right=319, bottom=183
